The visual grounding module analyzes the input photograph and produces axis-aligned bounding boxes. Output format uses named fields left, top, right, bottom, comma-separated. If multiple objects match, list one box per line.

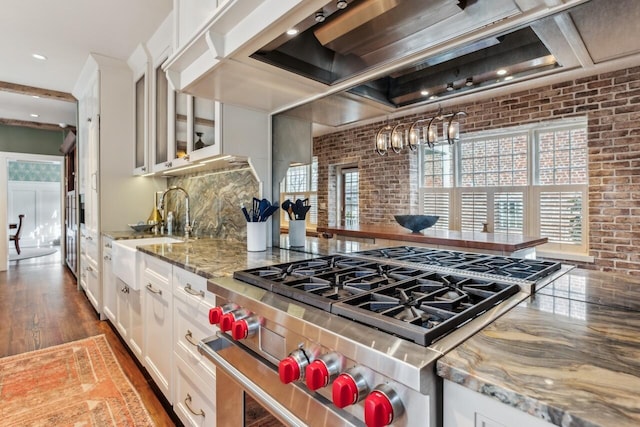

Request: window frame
left=419, top=117, right=589, bottom=258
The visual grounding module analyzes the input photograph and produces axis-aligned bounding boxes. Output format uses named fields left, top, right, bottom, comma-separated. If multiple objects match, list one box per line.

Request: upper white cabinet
left=72, top=53, right=163, bottom=316
left=128, top=44, right=151, bottom=175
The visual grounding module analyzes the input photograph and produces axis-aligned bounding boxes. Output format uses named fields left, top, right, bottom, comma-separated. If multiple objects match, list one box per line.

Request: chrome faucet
left=158, top=186, right=192, bottom=238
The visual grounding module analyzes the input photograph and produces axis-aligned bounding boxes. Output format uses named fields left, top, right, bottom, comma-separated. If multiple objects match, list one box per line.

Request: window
left=342, top=169, right=359, bottom=227
left=420, top=119, right=588, bottom=257
left=280, top=157, right=318, bottom=228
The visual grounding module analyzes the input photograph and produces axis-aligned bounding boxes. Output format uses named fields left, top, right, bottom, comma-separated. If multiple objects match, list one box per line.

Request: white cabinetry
left=443, top=380, right=553, bottom=427
left=115, top=279, right=144, bottom=363
left=72, top=53, right=163, bottom=316
left=172, top=266, right=217, bottom=427
left=102, top=237, right=116, bottom=323
left=142, top=254, right=174, bottom=403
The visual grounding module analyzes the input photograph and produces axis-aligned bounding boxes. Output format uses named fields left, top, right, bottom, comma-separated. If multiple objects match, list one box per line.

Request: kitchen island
left=112, top=235, right=639, bottom=427
left=317, top=224, right=547, bottom=257
left=437, top=269, right=640, bottom=427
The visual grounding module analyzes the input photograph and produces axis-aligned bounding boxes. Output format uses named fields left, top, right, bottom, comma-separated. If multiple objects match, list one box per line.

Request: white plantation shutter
left=461, top=192, right=487, bottom=232
left=422, top=191, right=450, bottom=230
left=494, top=192, right=524, bottom=235
left=539, top=191, right=583, bottom=244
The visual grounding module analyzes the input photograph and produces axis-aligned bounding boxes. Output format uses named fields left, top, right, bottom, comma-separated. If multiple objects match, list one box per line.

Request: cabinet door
left=143, top=263, right=173, bottom=402
left=115, top=279, right=131, bottom=340
left=133, top=72, right=149, bottom=175
left=84, top=258, right=100, bottom=314
left=102, top=238, right=115, bottom=323
left=188, top=98, right=220, bottom=161
left=153, top=59, right=170, bottom=169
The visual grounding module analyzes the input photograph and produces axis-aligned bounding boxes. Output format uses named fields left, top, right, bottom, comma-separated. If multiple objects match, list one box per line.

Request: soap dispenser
left=167, top=211, right=174, bottom=235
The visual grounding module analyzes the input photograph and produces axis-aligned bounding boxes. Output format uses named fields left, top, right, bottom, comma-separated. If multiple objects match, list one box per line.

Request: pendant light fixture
left=374, top=107, right=466, bottom=155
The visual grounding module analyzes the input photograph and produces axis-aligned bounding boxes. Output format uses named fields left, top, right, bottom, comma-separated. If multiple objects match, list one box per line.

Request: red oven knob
left=278, top=348, right=311, bottom=384
left=208, top=303, right=238, bottom=325
left=231, top=315, right=260, bottom=340
left=305, top=352, right=343, bottom=391
left=306, top=360, right=329, bottom=390
left=332, top=369, right=368, bottom=408
left=364, top=384, right=404, bottom=427
left=220, top=308, right=250, bottom=332
left=279, top=357, right=301, bottom=384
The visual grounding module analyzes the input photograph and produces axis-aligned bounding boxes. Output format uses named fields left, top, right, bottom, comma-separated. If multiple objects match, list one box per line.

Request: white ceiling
left=0, top=0, right=172, bottom=128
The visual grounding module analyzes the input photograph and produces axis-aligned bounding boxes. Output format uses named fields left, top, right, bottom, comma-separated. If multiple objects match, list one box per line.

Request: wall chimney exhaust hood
left=262, top=0, right=640, bottom=131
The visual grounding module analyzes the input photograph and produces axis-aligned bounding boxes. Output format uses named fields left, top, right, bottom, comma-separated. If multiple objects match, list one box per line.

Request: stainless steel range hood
left=172, top=0, right=640, bottom=134
left=246, top=0, right=640, bottom=131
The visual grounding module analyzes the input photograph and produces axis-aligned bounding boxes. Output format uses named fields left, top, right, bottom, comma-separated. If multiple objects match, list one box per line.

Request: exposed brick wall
left=313, top=66, right=640, bottom=275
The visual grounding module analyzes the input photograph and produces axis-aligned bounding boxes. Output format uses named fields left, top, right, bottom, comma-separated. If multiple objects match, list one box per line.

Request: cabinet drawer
left=143, top=253, right=172, bottom=284
left=174, top=295, right=216, bottom=373
left=173, top=267, right=215, bottom=306
left=174, top=353, right=216, bottom=427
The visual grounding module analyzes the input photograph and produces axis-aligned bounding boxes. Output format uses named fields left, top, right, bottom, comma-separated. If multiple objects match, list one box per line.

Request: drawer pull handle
left=185, top=330, right=198, bottom=347
left=184, top=283, right=204, bottom=298
left=184, top=393, right=205, bottom=418
left=146, top=283, right=162, bottom=295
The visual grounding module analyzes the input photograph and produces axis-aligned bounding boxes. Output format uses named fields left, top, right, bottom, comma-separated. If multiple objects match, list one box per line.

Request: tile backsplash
left=166, top=165, right=259, bottom=242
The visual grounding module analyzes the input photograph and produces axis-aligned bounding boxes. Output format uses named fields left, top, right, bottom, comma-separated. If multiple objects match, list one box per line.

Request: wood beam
left=0, top=118, right=76, bottom=132
left=0, top=81, right=76, bottom=102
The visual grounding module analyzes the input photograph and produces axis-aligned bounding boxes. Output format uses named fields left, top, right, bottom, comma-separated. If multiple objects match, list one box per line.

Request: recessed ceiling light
left=336, top=0, right=348, bottom=9
left=32, top=95, right=40, bottom=99
left=504, top=75, right=514, bottom=81
left=30, top=113, right=39, bottom=118
left=286, top=28, right=298, bottom=36
left=32, top=53, right=47, bottom=61
left=429, top=95, right=438, bottom=100
left=446, top=82, right=454, bottom=92
left=496, top=69, right=508, bottom=76
left=315, top=10, right=326, bottom=22
left=465, top=77, right=474, bottom=87
left=420, top=90, right=429, bottom=96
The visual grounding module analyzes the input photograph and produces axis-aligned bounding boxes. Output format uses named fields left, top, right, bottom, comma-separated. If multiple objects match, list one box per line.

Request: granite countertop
left=317, top=224, right=547, bottom=252
left=125, top=234, right=379, bottom=279
left=437, top=269, right=640, bottom=427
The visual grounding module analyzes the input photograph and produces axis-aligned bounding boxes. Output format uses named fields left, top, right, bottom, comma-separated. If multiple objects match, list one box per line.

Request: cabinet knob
left=141, top=166, right=147, bottom=172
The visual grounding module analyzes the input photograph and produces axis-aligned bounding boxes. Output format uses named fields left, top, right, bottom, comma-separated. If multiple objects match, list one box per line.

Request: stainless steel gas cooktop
left=232, top=247, right=561, bottom=346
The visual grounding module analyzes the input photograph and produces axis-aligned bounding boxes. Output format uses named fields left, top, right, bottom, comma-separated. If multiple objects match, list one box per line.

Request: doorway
left=1, top=154, right=64, bottom=270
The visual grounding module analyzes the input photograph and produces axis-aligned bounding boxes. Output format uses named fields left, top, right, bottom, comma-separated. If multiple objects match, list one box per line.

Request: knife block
left=289, top=220, right=306, bottom=247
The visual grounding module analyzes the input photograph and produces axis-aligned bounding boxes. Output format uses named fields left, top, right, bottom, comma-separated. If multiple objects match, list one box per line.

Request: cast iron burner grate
left=331, top=273, right=520, bottom=346
left=271, top=265, right=416, bottom=311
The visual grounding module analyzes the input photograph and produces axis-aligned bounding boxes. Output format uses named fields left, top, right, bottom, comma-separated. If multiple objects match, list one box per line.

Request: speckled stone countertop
left=124, top=235, right=377, bottom=280
left=437, top=269, right=640, bottom=427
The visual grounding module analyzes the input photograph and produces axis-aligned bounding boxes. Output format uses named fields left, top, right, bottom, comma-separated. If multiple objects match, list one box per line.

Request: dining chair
left=9, top=214, right=24, bottom=254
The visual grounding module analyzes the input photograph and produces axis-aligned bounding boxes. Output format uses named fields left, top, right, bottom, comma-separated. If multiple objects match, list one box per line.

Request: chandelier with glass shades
left=375, top=107, right=466, bottom=155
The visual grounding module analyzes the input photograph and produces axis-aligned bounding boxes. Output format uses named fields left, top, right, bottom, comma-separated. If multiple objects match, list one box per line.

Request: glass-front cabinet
left=129, top=43, right=150, bottom=176
left=154, top=60, right=169, bottom=168
left=133, top=70, right=148, bottom=175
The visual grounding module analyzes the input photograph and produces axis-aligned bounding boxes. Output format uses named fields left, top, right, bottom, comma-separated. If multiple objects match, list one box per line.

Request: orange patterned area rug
left=0, top=335, right=154, bottom=426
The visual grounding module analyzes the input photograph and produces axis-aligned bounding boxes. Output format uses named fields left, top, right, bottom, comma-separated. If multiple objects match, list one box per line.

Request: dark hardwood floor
left=1, top=248, right=176, bottom=426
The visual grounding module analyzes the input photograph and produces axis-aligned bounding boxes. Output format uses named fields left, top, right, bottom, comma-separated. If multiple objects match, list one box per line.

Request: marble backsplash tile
left=166, top=165, right=259, bottom=242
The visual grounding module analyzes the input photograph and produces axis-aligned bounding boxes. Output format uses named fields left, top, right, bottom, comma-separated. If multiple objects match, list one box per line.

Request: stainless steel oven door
left=198, top=333, right=361, bottom=427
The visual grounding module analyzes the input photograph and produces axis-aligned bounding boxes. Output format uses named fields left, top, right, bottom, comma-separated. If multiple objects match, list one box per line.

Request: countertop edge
left=317, top=226, right=547, bottom=252
left=435, top=361, right=578, bottom=427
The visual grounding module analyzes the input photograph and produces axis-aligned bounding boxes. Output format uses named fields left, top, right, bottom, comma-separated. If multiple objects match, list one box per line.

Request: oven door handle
left=198, top=333, right=308, bottom=427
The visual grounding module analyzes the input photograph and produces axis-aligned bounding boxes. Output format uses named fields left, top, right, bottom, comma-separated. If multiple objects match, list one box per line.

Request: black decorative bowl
left=394, top=215, right=439, bottom=233
left=129, top=223, right=154, bottom=233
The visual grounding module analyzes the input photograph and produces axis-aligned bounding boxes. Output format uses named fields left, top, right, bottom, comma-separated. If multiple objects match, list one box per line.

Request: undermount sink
left=112, top=237, right=181, bottom=290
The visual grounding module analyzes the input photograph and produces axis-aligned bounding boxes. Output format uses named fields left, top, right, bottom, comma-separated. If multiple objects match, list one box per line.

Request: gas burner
left=396, top=250, right=488, bottom=267
left=332, top=275, right=520, bottom=346
left=458, top=257, right=562, bottom=281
